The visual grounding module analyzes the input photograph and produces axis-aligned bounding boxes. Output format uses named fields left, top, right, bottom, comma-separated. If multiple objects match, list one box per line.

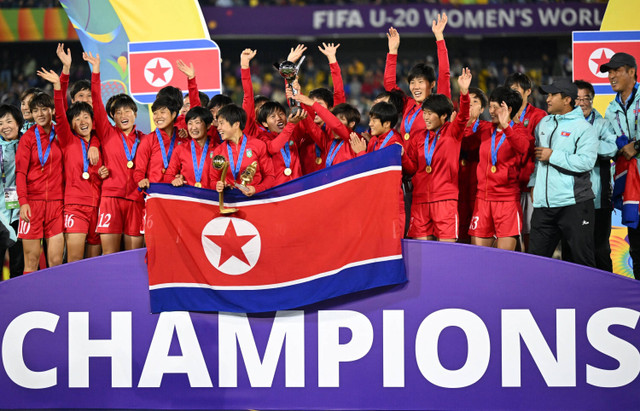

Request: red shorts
left=408, top=200, right=458, bottom=240
left=64, top=204, right=100, bottom=245
left=18, top=199, right=64, bottom=240
left=96, top=196, right=144, bottom=237
left=468, top=198, right=522, bottom=238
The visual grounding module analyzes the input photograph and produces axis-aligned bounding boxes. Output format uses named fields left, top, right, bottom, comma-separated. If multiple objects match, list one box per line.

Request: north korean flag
left=128, top=38, right=222, bottom=104
left=145, top=146, right=407, bottom=313
left=572, top=31, right=640, bottom=95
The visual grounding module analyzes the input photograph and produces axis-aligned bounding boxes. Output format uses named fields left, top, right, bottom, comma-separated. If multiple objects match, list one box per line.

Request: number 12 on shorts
left=97, top=212, right=111, bottom=229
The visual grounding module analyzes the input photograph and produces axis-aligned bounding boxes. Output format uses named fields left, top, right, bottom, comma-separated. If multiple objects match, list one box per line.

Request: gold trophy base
left=219, top=207, right=238, bottom=215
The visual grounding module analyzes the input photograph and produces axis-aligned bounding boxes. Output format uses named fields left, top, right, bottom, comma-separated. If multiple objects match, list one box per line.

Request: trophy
left=235, top=161, right=258, bottom=193
left=212, top=155, right=238, bottom=214
left=275, top=56, right=305, bottom=116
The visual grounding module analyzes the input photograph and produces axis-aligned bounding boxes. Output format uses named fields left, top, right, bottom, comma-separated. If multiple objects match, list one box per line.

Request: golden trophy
left=235, top=161, right=258, bottom=193
left=212, top=155, right=238, bottom=214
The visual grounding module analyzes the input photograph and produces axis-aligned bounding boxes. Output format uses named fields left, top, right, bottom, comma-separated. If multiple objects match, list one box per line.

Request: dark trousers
left=0, top=220, right=24, bottom=278
left=562, top=207, right=612, bottom=271
left=529, top=201, right=596, bottom=268
left=627, top=225, right=640, bottom=280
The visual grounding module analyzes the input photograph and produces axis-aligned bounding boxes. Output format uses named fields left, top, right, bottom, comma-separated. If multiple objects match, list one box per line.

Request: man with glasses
left=572, top=80, right=617, bottom=271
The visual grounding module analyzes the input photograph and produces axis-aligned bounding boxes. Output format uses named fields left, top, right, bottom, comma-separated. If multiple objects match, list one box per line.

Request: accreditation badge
left=4, top=187, right=18, bottom=209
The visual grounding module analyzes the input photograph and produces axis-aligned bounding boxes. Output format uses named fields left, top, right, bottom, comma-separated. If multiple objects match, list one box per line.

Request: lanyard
left=586, top=111, right=595, bottom=125
left=423, top=128, right=441, bottom=167
left=280, top=142, right=291, bottom=168
left=191, top=139, right=209, bottom=184
left=519, top=104, right=528, bottom=123
left=379, top=130, right=395, bottom=149
left=490, top=127, right=508, bottom=166
left=80, top=138, right=90, bottom=174
left=227, top=134, right=247, bottom=180
left=326, top=139, right=344, bottom=167
left=121, top=132, right=139, bottom=163
left=315, top=143, right=322, bottom=158
left=403, top=105, right=421, bottom=135
left=472, top=119, right=480, bottom=133
left=615, top=100, right=639, bottom=138
left=156, top=128, right=176, bottom=169
left=35, top=126, right=55, bottom=168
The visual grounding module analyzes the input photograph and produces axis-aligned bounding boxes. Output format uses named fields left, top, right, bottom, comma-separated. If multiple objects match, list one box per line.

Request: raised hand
left=349, top=132, right=367, bottom=154
left=293, top=92, right=313, bottom=107
left=240, top=48, right=257, bottom=69
left=176, top=59, right=195, bottom=79
left=56, top=43, right=72, bottom=74
left=36, top=68, right=61, bottom=90
left=82, top=51, right=100, bottom=74
left=287, top=44, right=307, bottom=63
left=387, top=27, right=400, bottom=54
left=497, top=101, right=511, bottom=129
left=318, top=42, right=340, bottom=64
left=431, top=13, right=448, bottom=41
left=457, top=67, right=472, bottom=95
left=288, top=109, right=307, bottom=125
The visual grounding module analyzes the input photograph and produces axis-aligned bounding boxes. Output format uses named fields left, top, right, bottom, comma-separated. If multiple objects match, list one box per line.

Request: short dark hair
left=332, top=103, right=361, bottom=127
left=207, top=94, right=233, bottom=110
left=257, top=101, right=286, bottom=125
left=157, top=85, right=183, bottom=109
left=106, top=93, right=137, bottom=119
left=198, top=92, right=210, bottom=109
left=185, top=106, right=213, bottom=127
left=505, top=72, right=533, bottom=91
left=408, top=63, right=436, bottom=84
left=69, top=80, right=91, bottom=101
left=369, top=102, right=398, bottom=128
left=0, top=104, right=24, bottom=130
left=489, top=87, right=523, bottom=120
left=421, top=94, right=453, bottom=119
left=151, top=95, right=180, bottom=115
left=574, top=80, right=595, bottom=98
left=309, top=88, right=334, bottom=108
left=216, top=104, right=247, bottom=130
left=374, top=90, right=405, bottom=118
left=28, top=93, right=54, bottom=111
left=469, top=87, right=488, bottom=109
left=20, top=87, right=43, bottom=102
left=254, top=95, right=270, bottom=108
left=66, top=101, right=94, bottom=124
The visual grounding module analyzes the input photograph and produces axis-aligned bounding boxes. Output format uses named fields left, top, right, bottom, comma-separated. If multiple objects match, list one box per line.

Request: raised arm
left=384, top=27, right=402, bottom=93
left=83, top=52, right=112, bottom=142
left=176, top=59, right=201, bottom=108
left=319, top=42, right=346, bottom=105
left=432, top=13, right=451, bottom=98
left=37, top=68, right=72, bottom=147
left=56, top=43, right=71, bottom=111
left=240, top=49, right=258, bottom=137
left=264, top=111, right=307, bottom=155
left=450, top=68, right=471, bottom=139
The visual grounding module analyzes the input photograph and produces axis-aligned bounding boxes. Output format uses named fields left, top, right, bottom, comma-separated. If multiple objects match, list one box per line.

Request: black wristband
left=634, top=140, right=640, bottom=152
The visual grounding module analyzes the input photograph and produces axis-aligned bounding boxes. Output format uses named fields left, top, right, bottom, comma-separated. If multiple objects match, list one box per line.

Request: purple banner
left=0, top=241, right=638, bottom=409
left=204, top=3, right=606, bottom=37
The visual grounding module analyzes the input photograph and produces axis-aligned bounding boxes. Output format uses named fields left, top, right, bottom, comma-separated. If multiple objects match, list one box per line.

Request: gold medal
left=195, top=182, right=202, bottom=188
left=404, top=133, right=410, bottom=141
left=161, top=168, right=166, bottom=174
left=461, top=159, right=467, bottom=167
left=127, top=160, right=134, bottom=169
left=491, top=165, right=497, bottom=173
left=425, top=165, right=432, bottom=173
left=41, top=167, right=44, bottom=172
left=284, top=167, right=292, bottom=176
left=315, top=157, right=322, bottom=165
left=82, top=172, right=90, bottom=180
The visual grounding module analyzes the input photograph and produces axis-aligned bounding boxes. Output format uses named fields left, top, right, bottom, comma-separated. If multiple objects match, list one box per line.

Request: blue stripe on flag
left=148, top=144, right=402, bottom=203
left=572, top=31, right=640, bottom=42
left=594, top=84, right=614, bottom=95
left=129, top=39, right=218, bottom=53
left=149, top=258, right=406, bottom=313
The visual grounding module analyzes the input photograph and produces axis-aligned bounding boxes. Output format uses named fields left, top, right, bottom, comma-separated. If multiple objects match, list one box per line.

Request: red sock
left=23, top=271, right=33, bottom=275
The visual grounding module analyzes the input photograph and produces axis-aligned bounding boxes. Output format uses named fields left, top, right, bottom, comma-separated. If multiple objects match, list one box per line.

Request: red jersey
left=134, top=128, right=188, bottom=185
left=91, top=72, right=144, bottom=202
left=515, top=103, right=547, bottom=192
left=16, top=123, right=64, bottom=205
left=402, top=93, right=469, bottom=203
left=257, top=124, right=304, bottom=186
left=302, top=102, right=359, bottom=167
left=366, top=129, right=403, bottom=152
left=384, top=39, right=451, bottom=147
left=165, top=138, right=214, bottom=189
left=54, top=89, right=103, bottom=207
left=209, top=135, right=275, bottom=193
left=467, top=120, right=530, bottom=202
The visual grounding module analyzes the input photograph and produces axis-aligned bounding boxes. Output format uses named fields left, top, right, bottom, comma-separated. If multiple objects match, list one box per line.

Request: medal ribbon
left=191, top=139, right=209, bottom=185
left=326, top=139, right=344, bottom=167
left=121, top=132, right=139, bottom=164
left=35, top=126, right=55, bottom=169
left=156, top=128, right=176, bottom=169
left=491, top=127, right=508, bottom=166
left=315, top=143, right=322, bottom=159
left=227, top=134, right=247, bottom=180
left=472, top=119, right=480, bottom=133
left=403, top=105, right=421, bottom=135
left=379, top=130, right=395, bottom=149
left=518, top=104, right=528, bottom=123
left=80, top=138, right=90, bottom=175
left=423, top=128, right=441, bottom=167
left=280, top=142, right=292, bottom=169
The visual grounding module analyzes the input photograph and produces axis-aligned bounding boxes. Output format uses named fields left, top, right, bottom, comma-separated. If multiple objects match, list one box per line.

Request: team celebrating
left=0, top=13, right=638, bottom=279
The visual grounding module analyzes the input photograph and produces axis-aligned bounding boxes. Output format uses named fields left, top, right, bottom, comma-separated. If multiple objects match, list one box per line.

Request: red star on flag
left=205, top=220, right=256, bottom=266
left=591, top=49, right=612, bottom=71
left=147, top=59, right=171, bottom=83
